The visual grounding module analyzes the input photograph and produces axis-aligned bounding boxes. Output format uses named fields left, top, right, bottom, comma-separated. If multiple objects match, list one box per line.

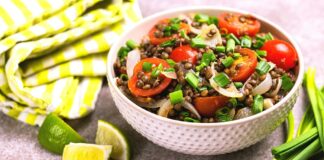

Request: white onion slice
left=161, top=71, right=177, bottom=79
left=183, top=101, right=201, bottom=120
left=126, top=49, right=141, bottom=78
left=269, top=62, right=276, bottom=71
left=178, top=14, right=205, bottom=35
left=209, top=63, right=243, bottom=98
left=157, top=100, right=173, bottom=117
left=263, top=98, right=274, bottom=110
left=251, top=73, right=272, bottom=95
left=267, top=78, right=282, bottom=97
left=198, top=24, right=222, bottom=47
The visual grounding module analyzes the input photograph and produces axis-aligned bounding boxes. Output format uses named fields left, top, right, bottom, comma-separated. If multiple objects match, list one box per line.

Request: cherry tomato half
left=229, top=48, right=258, bottom=82
left=194, top=96, right=229, bottom=117
left=170, top=45, right=198, bottom=64
left=218, top=13, right=261, bottom=37
left=128, top=58, right=172, bottom=97
left=148, top=19, right=190, bottom=45
left=261, top=40, right=298, bottom=71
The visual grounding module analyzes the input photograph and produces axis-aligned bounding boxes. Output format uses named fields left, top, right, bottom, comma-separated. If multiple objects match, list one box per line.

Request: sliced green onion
left=281, top=75, right=294, bottom=92
left=180, top=111, right=189, bottom=117
left=191, top=37, right=206, bottom=48
left=160, top=39, right=175, bottom=47
left=213, top=73, right=231, bottom=88
left=170, top=23, right=180, bottom=31
left=166, top=59, right=176, bottom=67
left=118, top=46, right=131, bottom=59
left=164, top=26, right=171, bottom=32
left=226, top=39, right=235, bottom=53
left=208, top=16, right=218, bottom=26
left=222, top=57, right=234, bottom=68
left=126, top=39, right=138, bottom=49
left=169, top=90, right=184, bottom=105
left=240, top=36, right=252, bottom=48
left=264, top=33, right=274, bottom=41
left=201, top=51, right=216, bottom=65
left=234, top=82, right=243, bottom=88
left=120, top=74, right=128, bottom=81
left=198, top=86, right=207, bottom=92
left=253, top=39, right=264, bottom=49
left=164, top=68, right=175, bottom=72
left=215, top=107, right=232, bottom=122
left=252, top=94, right=264, bottom=114
left=256, top=50, right=267, bottom=57
left=170, top=17, right=181, bottom=24
left=180, top=30, right=190, bottom=40
left=194, top=14, right=210, bottom=23
left=184, top=117, right=200, bottom=123
left=228, top=33, right=240, bottom=44
left=174, top=84, right=182, bottom=91
left=151, top=65, right=163, bottom=78
left=185, top=72, right=199, bottom=89
left=215, top=46, right=225, bottom=53
left=195, top=62, right=207, bottom=71
left=256, top=61, right=271, bottom=75
left=164, top=31, right=171, bottom=37
left=157, top=63, right=163, bottom=70
left=233, top=53, right=241, bottom=59
left=229, top=98, right=238, bottom=107
left=142, top=62, right=152, bottom=72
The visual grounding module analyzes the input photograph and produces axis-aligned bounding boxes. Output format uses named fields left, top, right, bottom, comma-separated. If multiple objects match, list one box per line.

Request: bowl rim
left=107, top=6, right=304, bottom=127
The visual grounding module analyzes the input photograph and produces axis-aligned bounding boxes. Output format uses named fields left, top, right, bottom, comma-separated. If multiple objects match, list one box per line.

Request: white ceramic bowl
left=107, top=6, right=304, bottom=155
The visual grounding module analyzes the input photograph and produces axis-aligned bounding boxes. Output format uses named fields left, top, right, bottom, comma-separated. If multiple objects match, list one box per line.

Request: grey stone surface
left=1, top=0, right=324, bottom=159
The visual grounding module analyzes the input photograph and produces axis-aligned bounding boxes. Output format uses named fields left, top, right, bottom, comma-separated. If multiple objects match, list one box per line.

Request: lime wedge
left=95, top=120, right=130, bottom=160
left=62, top=143, right=112, bottom=160
left=38, top=114, right=85, bottom=154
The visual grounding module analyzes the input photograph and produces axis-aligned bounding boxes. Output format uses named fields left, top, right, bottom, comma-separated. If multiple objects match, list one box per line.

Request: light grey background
left=1, top=0, right=324, bottom=159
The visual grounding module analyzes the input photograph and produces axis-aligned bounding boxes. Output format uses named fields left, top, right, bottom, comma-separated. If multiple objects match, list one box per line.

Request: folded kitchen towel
left=0, top=0, right=142, bottom=126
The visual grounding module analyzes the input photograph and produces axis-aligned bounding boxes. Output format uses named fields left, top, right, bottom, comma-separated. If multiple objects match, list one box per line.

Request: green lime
left=38, top=114, right=85, bottom=154
left=95, top=120, right=130, bottom=160
left=62, top=143, right=112, bottom=160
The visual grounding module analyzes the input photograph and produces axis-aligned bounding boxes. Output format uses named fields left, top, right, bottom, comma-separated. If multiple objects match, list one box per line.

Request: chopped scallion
left=228, top=33, right=240, bottom=44
left=118, top=46, right=131, bottom=59
left=256, top=61, right=271, bottom=75
left=198, top=86, right=207, bottom=92
left=233, top=53, right=241, bottom=59
left=185, top=72, right=199, bottom=89
left=222, top=57, right=234, bottom=68
left=214, top=73, right=231, bottom=88
left=120, top=74, right=128, bottom=81
left=264, top=33, right=274, bottom=41
left=184, top=117, right=200, bottom=123
left=170, top=17, right=181, bottom=24
left=281, top=75, right=294, bottom=92
left=142, top=62, right=152, bottom=72
left=229, top=98, right=238, bottom=107
left=201, top=51, right=216, bottom=65
left=215, top=46, right=226, bottom=53
left=191, top=37, right=206, bottom=48
left=253, top=40, right=264, bottom=49
left=241, top=36, right=252, bottom=48
left=208, top=16, right=219, bottom=26
left=252, top=94, right=264, bottom=114
left=256, top=50, right=267, bottom=57
left=194, top=14, right=210, bottom=23
left=226, top=39, right=235, bottom=53
left=170, top=23, right=180, bottom=31
left=180, top=111, right=190, bottom=117
left=215, top=107, right=232, bottom=122
left=174, top=84, right=182, bottom=91
left=126, top=39, right=138, bottom=49
left=166, top=59, right=176, bottom=67
left=180, top=30, right=190, bottom=40
left=169, top=90, right=184, bottom=104
left=164, top=68, right=175, bottom=72
left=160, top=39, right=176, bottom=47
left=195, top=62, right=207, bottom=71
left=234, top=82, right=243, bottom=88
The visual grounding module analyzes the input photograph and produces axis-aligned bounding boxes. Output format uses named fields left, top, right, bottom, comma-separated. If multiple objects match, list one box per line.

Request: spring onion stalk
left=228, top=33, right=240, bottom=44
left=256, top=50, right=267, bottom=57
left=169, top=90, right=184, bottom=105
left=233, top=53, right=241, bottom=59
left=201, top=51, right=216, bottom=65
left=166, top=59, right=176, bottom=67
left=213, top=73, right=231, bottom=88
left=292, top=138, right=321, bottom=160
left=194, top=13, right=210, bottom=23
left=126, top=39, right=138, bottom=49
left=222, top=57, right=234, bottom=68
left=286, top=111, right=295, bottom=142
left=252, top=95, right=263, bottom=114
left=215, top=46, right=225, bottom=53
left=185, top=72, right=199, bottom=89
left=241, top=36, right=252, bottom=48
left=226, top=39, right=235, bottom=53
left=234, top=82, right=243, bottom=88
left=160, top=39, right=176, bottom=47
left=297, top=106, right=316, bottom=136
left=180, top=30, right=190, bottom=40
left=256, top=61, right=271, bottom=75
left=306, top=68, right=324, bottom=150
left=191, top=37, right=206, bottom=48
left=272, top=128, right=318, bottom=159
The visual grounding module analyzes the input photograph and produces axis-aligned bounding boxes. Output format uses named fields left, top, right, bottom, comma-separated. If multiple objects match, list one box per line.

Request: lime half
left=38, top=114, right=85, bottom=154
left=62, top=143, right=112, bottom=160
left=95, top=120, right=130, bottom=160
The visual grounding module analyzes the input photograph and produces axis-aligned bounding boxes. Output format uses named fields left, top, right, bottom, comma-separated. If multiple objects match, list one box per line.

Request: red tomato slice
left=229, top=48, right=258, bottom=82
left=194, top=96, right=229, bottom=117
left=128, top=58, right=171, bottom=97
left=148, top=19, right=190, bottom=45
left=170, top=45, right=198, bottom=64
left=218, top=13, right=261, bottom=37
left=261, top=40, right=298, bottom=71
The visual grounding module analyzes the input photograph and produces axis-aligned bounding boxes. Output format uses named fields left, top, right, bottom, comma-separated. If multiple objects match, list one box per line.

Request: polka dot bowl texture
left=107, top=7, right=304, bottom=155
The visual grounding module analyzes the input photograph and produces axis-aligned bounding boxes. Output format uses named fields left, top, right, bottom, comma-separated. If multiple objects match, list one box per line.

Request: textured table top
left=1, top=0, right=324, bottom=159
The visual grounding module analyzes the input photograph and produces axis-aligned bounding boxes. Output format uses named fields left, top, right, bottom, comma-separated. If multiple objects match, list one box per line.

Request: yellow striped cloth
left=0, top=0, right=142, bottom=126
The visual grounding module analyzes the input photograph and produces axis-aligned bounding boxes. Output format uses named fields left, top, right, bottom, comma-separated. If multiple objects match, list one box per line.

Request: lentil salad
left=113, top=12, right=298, bottom=123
